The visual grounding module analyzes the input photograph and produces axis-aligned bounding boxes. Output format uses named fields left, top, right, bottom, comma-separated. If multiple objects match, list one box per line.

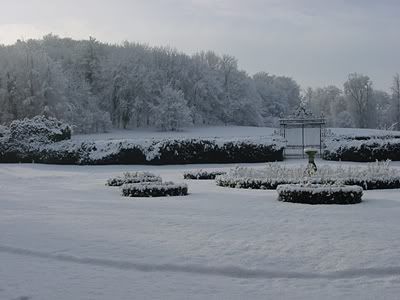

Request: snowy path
left=1, top=162, right=400, bottom=299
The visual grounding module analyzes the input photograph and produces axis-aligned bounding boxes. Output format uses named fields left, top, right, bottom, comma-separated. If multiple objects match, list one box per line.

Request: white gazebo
left=279, top=106, right=326, bottom=158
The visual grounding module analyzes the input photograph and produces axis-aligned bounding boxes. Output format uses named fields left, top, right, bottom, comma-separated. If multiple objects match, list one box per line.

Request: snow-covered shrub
left=183, top=169, right=226, bottom=180
left=78, top=136, right=284, bottom=165
left=276, top=184, right=363, bottom=205
left=0, top=116, right=72, bottom=163
left=0, top=125, right=10, bottom=138
left=323, top=135, right=400, bottom=162
left=107, top=172, right=162, bottom=186
left=121, top=182, right=188, bottom=197
left=338, top=160, right=400, bottom=189
left=216, top=161, right=400, bottom=190
left=9, top=115, right=71, bottom=144
left=0, top=125, right=10, bottom=158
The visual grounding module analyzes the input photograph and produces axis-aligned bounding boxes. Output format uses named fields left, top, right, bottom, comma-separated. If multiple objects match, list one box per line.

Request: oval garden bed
left=183, top=169, right=226, bottom=180
left=121, top=182, right=188, bottom=197
left=276, top=184, right=363, bottom=205
left=107, top=172, right=162, bottom=186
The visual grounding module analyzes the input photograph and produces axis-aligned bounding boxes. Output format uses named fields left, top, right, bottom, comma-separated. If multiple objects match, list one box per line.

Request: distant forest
left=0, top=34, right=399, bottom=133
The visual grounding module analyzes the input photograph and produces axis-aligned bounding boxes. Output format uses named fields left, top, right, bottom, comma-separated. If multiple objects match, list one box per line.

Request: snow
left=72, top=126, right=277, bottom=141
left=1, top=161, right=400, bottom=299
left=329, top=127, right=400, bottom=137
left=71, top=126, right=400, bottom=142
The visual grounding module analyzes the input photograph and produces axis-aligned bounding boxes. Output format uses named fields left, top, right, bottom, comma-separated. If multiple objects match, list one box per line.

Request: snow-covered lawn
left=71, top=126, right=400, bottom=142
left=1, top=161, right=400, bottom=299
left=72, top=126, right=277, bottom=141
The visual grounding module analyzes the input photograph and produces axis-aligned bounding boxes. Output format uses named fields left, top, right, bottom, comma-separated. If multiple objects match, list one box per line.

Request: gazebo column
left=302, top=124, right=304, bottom=158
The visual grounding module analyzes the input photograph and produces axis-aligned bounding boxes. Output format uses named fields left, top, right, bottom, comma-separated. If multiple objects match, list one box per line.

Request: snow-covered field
left=71, top=126, right=400, bottom=142
left=1, top=160, right=400, bottom=299
left=72, top=126, right=278, bottom=141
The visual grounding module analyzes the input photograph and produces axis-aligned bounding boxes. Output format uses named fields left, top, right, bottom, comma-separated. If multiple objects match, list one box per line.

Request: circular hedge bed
left=183, top=169, right=226, bottom=180
left=121, top=182, right=188, bottom=197
left=276, top=184, right=363, bottom=205
left=107, top=172, right=162, bottom=186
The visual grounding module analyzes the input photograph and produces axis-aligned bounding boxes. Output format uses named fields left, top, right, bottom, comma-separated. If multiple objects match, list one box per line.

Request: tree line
left=0, top=35, right=399, bottom=132
left=305, top=73, right=400, bottom=130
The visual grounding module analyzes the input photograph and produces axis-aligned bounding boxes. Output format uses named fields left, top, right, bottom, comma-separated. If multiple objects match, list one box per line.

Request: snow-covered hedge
left=323, top=135, right=400, bottom=162
left=276, top=184, right=363, bottom=205
left=216, top=161, right=400, bottom=190
left=0, top=135, right=284, bottom=165
left=183, top=169, right=226, bottom=180
left=107, top=172, right=162, bottom=186
left=121, top=182, right=188, bottom=197
left=86, top=136, right=284, bottom=165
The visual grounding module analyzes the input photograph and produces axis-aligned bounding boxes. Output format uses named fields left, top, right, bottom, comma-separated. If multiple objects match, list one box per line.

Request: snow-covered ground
left=328, top=127, right=400, bottom=137
left=1, top=160, right=400, bottom=299
left=72, top=126, right=400, bottom=142
left=72, top=126, right=277, bottom=141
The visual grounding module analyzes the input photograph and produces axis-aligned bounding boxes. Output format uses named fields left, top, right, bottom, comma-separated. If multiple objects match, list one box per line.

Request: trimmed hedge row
left=87, top=138, right=284, bottom=165
left=323, top=137, right=400, bottom=162
left=183, top=169, right=226, bottom=180
left=121, top=182, right=188, bottom=197
left=0, top=137, right=284, bottom=165
left=344, top=178, right=400, bottom=190
left=276, top=184, right=363, bottom=205
left=107, top=172, right=162, bottom=186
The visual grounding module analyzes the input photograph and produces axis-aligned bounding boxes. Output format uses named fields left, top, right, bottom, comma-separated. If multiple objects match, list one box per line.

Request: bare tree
left=392, top=73, right=400, bottom=130
left=344, top=73, right=373, bottom=128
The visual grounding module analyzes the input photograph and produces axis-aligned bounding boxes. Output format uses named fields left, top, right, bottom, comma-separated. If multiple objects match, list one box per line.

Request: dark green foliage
left=121, top=182, right=188, bottom=197
left=0, top=137, right=283, bottom=165
left=107, top=172, right=162, bottom=186
left=149, top=140, right=283, bottom=165
left=323, top=142, right=400, bottom=162
left=277, top=185, right=363, bottom=205
left=183, top=170, right=226, bottom=180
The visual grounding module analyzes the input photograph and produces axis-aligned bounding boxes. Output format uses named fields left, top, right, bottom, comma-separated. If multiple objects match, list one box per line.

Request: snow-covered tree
left=154, top=85, right=192, bottom=131
left=0, top=35, right=308, bottom=132
left=344, top=73, right=374, bottom=128
left=253, top=72, right=300, bottom=126
left=391, top=73, right=400, bottom=130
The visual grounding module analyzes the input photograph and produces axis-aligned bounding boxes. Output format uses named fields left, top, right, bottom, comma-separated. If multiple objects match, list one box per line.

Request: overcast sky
left=0, top=0, right=399, bottom=90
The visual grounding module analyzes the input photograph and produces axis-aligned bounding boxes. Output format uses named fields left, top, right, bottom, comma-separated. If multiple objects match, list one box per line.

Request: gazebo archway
left=279, top=106, right=326, bottom=158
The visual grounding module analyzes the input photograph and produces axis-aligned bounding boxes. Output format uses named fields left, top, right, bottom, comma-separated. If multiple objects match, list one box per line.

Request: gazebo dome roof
left=279, top=105, right=325, bottom=126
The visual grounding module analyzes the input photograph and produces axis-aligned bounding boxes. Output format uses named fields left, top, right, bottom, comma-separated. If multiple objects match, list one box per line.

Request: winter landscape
left=2, top=1, right=400, bottom=300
